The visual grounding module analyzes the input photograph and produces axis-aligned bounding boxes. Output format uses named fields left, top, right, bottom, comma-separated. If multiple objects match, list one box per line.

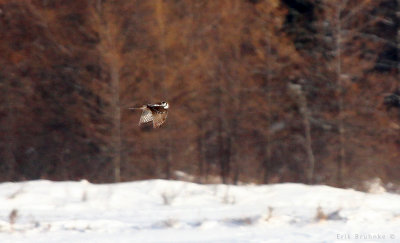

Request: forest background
left=1, top=0, right=400, bottom=189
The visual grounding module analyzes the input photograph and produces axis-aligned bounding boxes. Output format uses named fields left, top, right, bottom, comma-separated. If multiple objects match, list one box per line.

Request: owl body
left=129, top=101, right=169, bottom=128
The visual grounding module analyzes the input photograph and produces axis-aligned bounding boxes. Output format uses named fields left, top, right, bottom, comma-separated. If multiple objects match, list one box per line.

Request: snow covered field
left=0, top=179, right=399, bottom=243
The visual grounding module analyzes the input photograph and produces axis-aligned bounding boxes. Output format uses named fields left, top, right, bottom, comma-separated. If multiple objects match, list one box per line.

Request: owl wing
left=152, top=111, right=168, bottom=128
left=139, top=108, right=154, bottom=125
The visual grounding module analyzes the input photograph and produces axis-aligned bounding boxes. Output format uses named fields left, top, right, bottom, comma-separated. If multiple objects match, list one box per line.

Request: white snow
left=0, top=179, right=399, bottom=243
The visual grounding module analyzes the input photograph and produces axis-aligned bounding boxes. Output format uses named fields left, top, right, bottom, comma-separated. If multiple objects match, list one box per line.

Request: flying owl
left=129, top=101, right=169, bottom=128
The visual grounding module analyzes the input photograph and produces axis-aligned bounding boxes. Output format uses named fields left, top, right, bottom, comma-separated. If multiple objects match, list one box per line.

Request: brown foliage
left=0, top=0, right=399, bottom=187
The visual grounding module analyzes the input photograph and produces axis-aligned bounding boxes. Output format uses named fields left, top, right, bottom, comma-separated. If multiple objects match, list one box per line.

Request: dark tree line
left=0, top=0, right=399, bottom=187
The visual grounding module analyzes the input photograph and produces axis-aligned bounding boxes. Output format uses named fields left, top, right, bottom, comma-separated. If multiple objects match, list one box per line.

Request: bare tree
left=90, top=1, right=123, bottom=182
left=326, top=0, right=386, bottom=185
left=288, top=83, right=316, bottom=183
left=397, top=0, right=400, bottom=89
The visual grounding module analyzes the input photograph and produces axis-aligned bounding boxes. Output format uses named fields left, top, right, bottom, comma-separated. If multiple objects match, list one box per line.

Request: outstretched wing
left=152, top=111, right=168, bottom=128
left=139, top=108, right=154, bottom=125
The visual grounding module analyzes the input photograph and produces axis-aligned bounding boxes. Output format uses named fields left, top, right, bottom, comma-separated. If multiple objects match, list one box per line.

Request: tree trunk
left=197, top=121, right=205, bottom=183
left=110, top=65, right=121, bottom=182
left=397, top=0, right=400, bottom=90
left=336, top=4, right=345, bottom=187
left=216, top=84, right=229, bottom=184
left=3, top=84, right=17, bottom=180
left=94, top=2, right=122, bottom=182
left=263, top=38, right=272, bottom=184
left=302, top=100, right=315, bottom=184
left=288, top=83, right=315, bottom=184
left=217, top=109, right=227, bottom=183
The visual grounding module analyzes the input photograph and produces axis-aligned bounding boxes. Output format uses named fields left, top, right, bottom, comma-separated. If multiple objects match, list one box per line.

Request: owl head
left=161, top=101, right=169, bottom=109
